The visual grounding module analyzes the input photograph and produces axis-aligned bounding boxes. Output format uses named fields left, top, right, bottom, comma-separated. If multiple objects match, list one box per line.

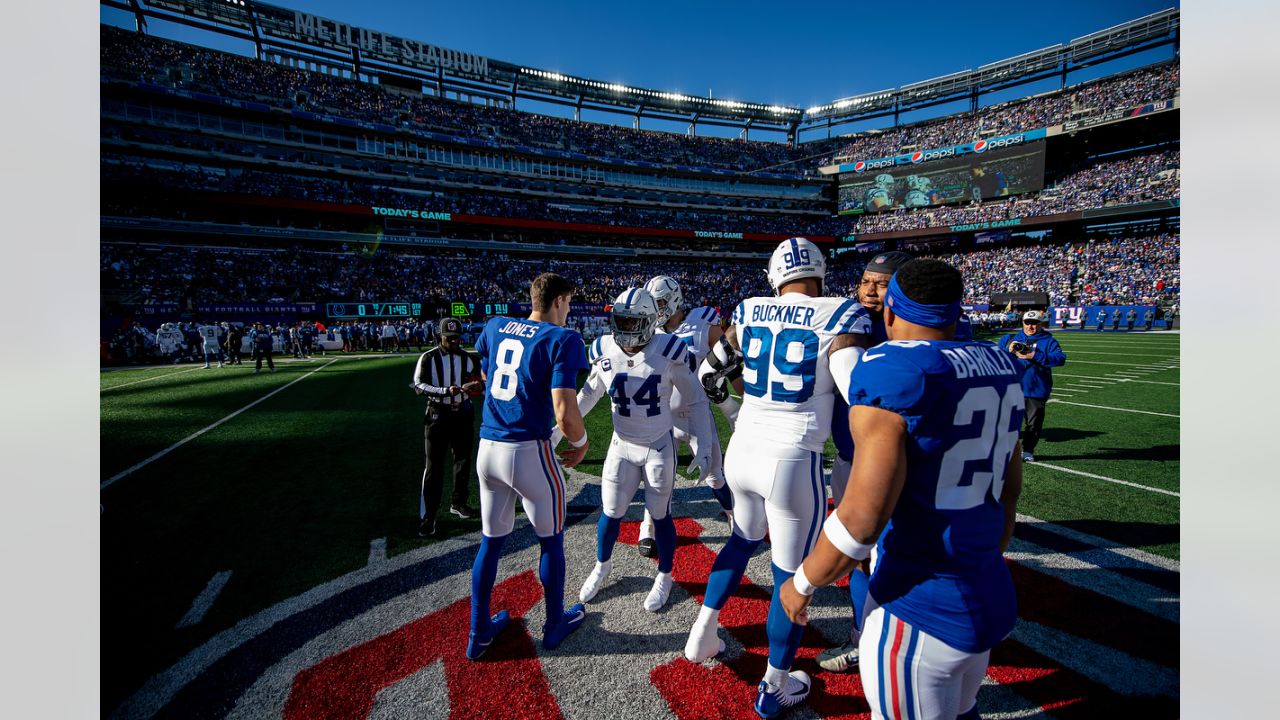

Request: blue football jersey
left=477, top=316, right=589, bottom=442
left=847, top=339, right=1025, bottom=653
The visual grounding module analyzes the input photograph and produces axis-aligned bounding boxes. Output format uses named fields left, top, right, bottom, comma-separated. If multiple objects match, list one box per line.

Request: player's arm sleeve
left=697, top=331, right=743, bottom=404
left=576, top=364, right=607, bottom=418
left=551, top=332, right=589, bottom=389
left=829, top=331, right=875, bottom=404
left=676, top=361, right=715, bottom=440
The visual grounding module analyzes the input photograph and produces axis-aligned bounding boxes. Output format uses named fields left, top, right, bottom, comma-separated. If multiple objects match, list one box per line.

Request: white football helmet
left=874, top=173, right=895, bottom=188
left=766, top=237, right=826, bottom=293
left=906, top=175, right=932, bottom=191
left=609, top=288, right=660, bottom=349
left=644, top=275, right=684, bottom=325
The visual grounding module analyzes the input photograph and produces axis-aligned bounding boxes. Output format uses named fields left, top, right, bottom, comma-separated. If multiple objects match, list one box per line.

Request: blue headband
left=884, top=275, right=961, bottom=328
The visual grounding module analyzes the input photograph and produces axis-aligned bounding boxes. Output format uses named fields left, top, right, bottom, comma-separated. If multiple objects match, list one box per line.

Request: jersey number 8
left=489, top=339, right=524, bottom=401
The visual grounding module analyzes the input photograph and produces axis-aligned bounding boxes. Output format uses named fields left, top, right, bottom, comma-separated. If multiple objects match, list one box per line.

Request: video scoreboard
left=325, top=302, right=421, bottom=318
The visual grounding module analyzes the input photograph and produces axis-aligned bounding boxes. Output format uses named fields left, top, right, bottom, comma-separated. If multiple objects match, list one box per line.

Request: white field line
left=1028, top=462, right=1179, bottom=497
left=102, top=358, right=341, bottom=489
left=1113, top=378, right=1180, bottom=386
left=1016, top=513, right=1179, bottom=572
left=1065, top=359, right=1172, bottom=367
left=1065, top=351, right=1180, bottom=357
left=1052, top=393, right=1075, bottom=397
left=367, top=538, right=387, bottom=566
left=1055, top=374, right=1118, bottom=383
left=175, top=571, right=232, bottom=629
left=101, top=366, right=205, bottom=391
left=1048, top=399, right=1178, bottom=418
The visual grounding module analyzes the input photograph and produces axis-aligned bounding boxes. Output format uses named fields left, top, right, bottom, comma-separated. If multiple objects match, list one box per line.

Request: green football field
left=99, top=331, right=1179, bottom=713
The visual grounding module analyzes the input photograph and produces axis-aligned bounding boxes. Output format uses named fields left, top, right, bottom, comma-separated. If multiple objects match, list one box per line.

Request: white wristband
left=791, top=563, right=818, bottom=597
left=567, top=433, right=588, bottom=449
left=823, top=513, right=874, bottom=561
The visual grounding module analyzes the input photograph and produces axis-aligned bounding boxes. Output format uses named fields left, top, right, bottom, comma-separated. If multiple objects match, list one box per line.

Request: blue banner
left=837, top=128, right=1048, bottom=174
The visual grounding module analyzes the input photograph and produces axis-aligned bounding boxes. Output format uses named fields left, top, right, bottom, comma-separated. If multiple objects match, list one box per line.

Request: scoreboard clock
left=450, top=302, right=511, bottom=317
left=326, top=302, right=422, bottom=318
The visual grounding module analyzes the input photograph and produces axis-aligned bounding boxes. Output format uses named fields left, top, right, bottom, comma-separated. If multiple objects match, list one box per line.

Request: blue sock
left=704, top=531, right=759, bottom=610
left=596, top=514, right=621, bottom=563
left=767, top=563, right=807, bottom=672
left=538, top=533, right=566, bottom=621
left=711, top=484, right=734, bottom=513
left=848, top=568, right=869, bottom=633
left=957, top=705, right=981, bottom=720
left=470, top=533, right=507, bottom=631
left=654, top=515, right=677, bottom=573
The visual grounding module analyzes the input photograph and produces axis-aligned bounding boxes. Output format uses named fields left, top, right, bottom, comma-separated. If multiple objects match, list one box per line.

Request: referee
left=410, top=317, right=483, bottom=537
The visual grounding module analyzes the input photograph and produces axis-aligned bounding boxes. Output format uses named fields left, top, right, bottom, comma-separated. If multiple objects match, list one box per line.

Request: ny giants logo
left=1054, top=306, right=1086, bottom=326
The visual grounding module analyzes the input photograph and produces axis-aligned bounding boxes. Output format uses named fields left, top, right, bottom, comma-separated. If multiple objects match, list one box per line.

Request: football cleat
left=684, top=621, right=726, bottom=662
left=579, top=560, right=612, bottom=602
left=543, top=603, right=586, bottom=650
left=465, top=610, right=510, bottom=660
left=643, top=572, right=673, bottom=612
left=816, top=638, right=860, bottom=673
left=754, top=670, right=812, bottom=719
left=637, top=538, right=657, bottom=558
left=1022, top=452, right=1035, bottom=463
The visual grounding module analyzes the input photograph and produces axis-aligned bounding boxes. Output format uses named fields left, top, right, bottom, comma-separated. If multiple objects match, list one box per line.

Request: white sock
left=644, top=571, right=673, bottom=612
left=763, top=664, right=790, bottom=692
left=639, top=510, right=654, bottom=541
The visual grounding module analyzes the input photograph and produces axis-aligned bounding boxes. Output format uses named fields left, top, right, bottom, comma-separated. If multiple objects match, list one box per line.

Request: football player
left=781, top=259, right=1025, bottom=720
left=198, top=320, right=224, bottom=368
left=631, top=275, right=738, bottom=559
left=565, top=288, right=713, bottom=612
left=903, top=174, right=940, bottom=208
left=684, top=238, right=871, bottom=718
left=863, top=173, right=896, bottom=212
left=156, top=322, right=186, bottom=364
left=468, top=273, right=591, bottom=660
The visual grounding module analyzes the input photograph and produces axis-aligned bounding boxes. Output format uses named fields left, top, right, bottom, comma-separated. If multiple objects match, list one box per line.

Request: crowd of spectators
left=824, top=64, right=1179, bottom=164
left=843, top=149, right=1179, bottom=235
left=103, top=231, right=1178, bottom=327
left=101, top=26, right=1177, bottom=178
left=919, top=233, right=1179, bottom=306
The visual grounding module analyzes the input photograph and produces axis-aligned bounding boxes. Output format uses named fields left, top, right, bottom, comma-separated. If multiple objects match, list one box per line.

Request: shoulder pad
left=698, top=307, right=721, bottom=325
left=658, top=334, right=685, bottom=362
left=731, top=301, right=747, bottom=326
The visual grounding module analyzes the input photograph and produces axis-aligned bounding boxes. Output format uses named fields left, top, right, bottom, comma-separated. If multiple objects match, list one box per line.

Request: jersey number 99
left=741, top=327, right=818, bottom=403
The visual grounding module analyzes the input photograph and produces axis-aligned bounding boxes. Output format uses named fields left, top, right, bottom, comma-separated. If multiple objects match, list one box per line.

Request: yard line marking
left=1027, top=462, right=1179, bottom=497
left=1048, top=399, right=1178, bottom=418
left=1016, top=513, right=1180, bottom=573
left=367, top=538, right=387, bottom=566
left=1052, top=393, right=1075, bottom=397
left=1064, top=359, right=1173, bottom=367
left=1065, top=351, right=1180, bottom=357
left=102, top=358, right=342, bottom=489
left=101, top=366, right=204, bottom=391
left=1114, top=378, right=1180, bottom=386
left=175, top=571, right=232, bottom=629
left=1055, top=374, right=1118, bottom=383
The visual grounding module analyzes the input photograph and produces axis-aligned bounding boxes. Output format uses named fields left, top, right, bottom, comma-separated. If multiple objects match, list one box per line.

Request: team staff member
left=250, top=322, right=275, bottom=373
left=999, top=310, right=1067, bottom=462
left=411, top=317, right=483, bottom=537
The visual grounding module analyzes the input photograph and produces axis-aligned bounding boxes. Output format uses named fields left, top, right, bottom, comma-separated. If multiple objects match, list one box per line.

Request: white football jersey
left=581, top=333, right=702, bottom=445
left=659, top=306, right=720, bottom=411
left=199, top=325, right=221, bottom=346
left=157, top=329, right=184, bottom=353
left=729, top=295, right=870, bottom=451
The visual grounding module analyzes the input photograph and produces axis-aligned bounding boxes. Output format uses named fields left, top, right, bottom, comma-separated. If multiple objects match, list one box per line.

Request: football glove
left=687, top=449, right=712, bottom=484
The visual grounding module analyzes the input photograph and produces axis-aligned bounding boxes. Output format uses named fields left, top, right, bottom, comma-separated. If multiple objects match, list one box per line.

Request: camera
left=1010, top=341, right=1031, bottom=354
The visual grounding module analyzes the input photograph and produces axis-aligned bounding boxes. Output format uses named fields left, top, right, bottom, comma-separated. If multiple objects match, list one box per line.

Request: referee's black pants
left=253, top=347, right=274, bottom=371
left=1023, top=397, right=1047, bottom=453
left=421, top=406, right=475, bottom=521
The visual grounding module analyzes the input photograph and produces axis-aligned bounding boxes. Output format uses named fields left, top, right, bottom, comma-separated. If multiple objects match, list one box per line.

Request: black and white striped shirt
left=413, top=347, right=481, bottom=410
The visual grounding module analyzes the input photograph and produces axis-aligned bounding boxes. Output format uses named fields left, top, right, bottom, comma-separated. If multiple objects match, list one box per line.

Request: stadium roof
left=105, top=0, right=1178, bottom=135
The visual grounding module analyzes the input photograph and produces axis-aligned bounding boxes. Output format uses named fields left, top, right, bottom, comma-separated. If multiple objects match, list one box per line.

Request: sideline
left=1048, top=399, right=1178, bottom=418
left=101, top=365, right=205, bottom=391
left=1028, top=462, right=1179, bottom=497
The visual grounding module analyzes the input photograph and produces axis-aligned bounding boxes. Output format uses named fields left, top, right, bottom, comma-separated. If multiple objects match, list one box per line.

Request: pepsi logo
left=910, top=151, right=924, bottom=164
left=853, top=161, right=866, bottom=173
left=973, top=140, right=989, bottom=153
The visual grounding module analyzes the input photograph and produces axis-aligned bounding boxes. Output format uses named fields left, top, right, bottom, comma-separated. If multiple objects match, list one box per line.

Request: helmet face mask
left=766, top=237, right=827, bottom=294
left=644, top=275, right=683, bottom=326
left=609, top=288, right=659, bottom=349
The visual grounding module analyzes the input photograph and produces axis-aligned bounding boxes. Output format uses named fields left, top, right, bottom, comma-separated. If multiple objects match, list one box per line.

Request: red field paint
left=283, top=570, right=562, bottom=720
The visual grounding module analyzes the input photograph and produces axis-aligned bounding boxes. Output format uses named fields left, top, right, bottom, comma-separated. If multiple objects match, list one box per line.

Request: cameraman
left=999, top=310, right=1067, bottom=462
